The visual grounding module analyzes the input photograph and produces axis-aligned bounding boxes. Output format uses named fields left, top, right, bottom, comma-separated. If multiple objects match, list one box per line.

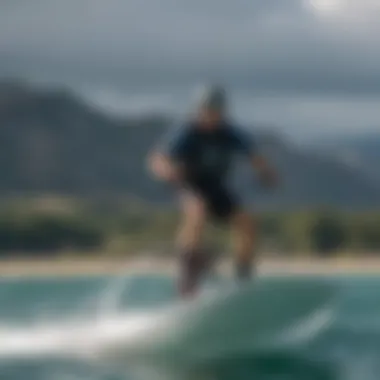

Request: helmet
left=193, top=84, right=227, bottom=113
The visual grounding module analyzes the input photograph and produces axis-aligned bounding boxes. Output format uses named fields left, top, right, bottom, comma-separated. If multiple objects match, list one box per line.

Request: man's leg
left=177, top=192, right=207, bottom=297
left=230, top=211, right=256, bottom=282
left=203, top=185, right=255, bottom=282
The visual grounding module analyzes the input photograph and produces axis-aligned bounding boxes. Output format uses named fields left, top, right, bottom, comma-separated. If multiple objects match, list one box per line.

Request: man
left=148, top=85, right=277, bottom=297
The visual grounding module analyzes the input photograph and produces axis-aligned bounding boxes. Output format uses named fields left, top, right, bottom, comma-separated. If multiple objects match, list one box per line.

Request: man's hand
left=148, top=152, right=184, bottom=186
left=251, top=155, right=278, bottom=189
left=258, top=168, right=277, bottom=188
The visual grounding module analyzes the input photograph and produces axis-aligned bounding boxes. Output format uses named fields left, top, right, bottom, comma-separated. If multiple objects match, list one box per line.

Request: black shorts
left=185, top=181, right=239, bottom=222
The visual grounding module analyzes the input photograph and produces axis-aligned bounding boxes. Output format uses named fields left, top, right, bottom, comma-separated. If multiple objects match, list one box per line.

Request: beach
left=1, top=255, right=380, bottom=277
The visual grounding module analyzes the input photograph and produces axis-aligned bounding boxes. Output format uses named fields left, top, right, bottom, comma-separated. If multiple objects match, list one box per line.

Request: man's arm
left=232, top=126, right=278, bottom=188
left=148, top=151, right=183, bottom=183
left=250, top=155, right=278, bottom=188
left=147, top=125, right=189, bottom=184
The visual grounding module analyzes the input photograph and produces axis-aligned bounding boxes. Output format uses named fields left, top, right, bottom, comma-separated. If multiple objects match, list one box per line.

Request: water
left=0, top=273, right=379, bottom=380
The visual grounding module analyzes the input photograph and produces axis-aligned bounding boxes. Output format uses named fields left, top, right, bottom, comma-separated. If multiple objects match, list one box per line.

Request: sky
left=1, top=0, right=380, bottom=139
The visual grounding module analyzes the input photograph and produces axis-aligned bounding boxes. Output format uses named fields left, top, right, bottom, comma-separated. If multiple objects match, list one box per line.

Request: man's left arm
left=232, top=127, right=278, bottom=188
left=250, top=154, right=277, bottom=188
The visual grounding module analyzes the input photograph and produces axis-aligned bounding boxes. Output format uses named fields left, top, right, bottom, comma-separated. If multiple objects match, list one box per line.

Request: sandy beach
left=1, top=255, right=380, bottom=277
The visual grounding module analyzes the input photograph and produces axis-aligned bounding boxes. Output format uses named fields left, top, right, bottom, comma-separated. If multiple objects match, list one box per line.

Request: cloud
left=235, top=94, right=380, bottom=138
left=1, top=0, right=380, bottom=92
left=80, top=86, right=177, bottom=115
left=1, top=0, right=380, bottom=136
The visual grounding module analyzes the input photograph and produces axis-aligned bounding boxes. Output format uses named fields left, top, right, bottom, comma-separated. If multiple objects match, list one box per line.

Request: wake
left=0, top=275, right=337, bottom=375
left=0, top=310, right=170, bottom=360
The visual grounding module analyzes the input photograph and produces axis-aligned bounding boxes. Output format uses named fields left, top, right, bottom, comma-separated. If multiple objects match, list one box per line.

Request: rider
left=148, top=85, right=277, bottom=297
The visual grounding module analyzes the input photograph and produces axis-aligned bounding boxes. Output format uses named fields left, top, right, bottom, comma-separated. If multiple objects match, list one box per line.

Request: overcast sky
left=1, top=0, right=380, bottom=139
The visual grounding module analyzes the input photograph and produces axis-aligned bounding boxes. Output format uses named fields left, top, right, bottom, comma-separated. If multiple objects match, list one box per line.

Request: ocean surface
left=0, top=272, right=379, bottom=380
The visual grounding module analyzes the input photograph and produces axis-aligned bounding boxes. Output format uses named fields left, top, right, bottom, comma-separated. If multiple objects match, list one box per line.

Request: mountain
left=0, top=80, right=170, bottom=200
left=0, top=80, right=379, bottom=210
left=311, top=133, right=380, bottom=186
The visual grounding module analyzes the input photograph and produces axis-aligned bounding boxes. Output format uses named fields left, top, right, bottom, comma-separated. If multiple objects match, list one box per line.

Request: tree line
left=0, top=200, right=379, bottom=257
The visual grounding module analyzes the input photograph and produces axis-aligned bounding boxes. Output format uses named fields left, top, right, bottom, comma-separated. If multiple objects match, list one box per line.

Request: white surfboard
left=96, top=278, right=336, bottom=369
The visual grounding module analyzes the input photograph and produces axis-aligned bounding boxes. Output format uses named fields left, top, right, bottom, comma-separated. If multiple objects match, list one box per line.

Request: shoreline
left=1, top=256, right=380, bottom=277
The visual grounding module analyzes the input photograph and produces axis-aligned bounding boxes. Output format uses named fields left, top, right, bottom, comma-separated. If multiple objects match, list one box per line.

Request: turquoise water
left=0, top=273, right=379, bottom=380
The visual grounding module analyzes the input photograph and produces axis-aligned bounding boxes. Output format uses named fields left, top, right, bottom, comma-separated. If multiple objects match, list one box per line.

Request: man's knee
left=178, top=194, right=207, bottom=246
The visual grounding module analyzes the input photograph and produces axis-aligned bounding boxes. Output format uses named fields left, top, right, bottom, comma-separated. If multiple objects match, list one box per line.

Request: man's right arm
left=148, top=152, right=182, bottom=183
left=147, top=125, right=189, bottom=184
